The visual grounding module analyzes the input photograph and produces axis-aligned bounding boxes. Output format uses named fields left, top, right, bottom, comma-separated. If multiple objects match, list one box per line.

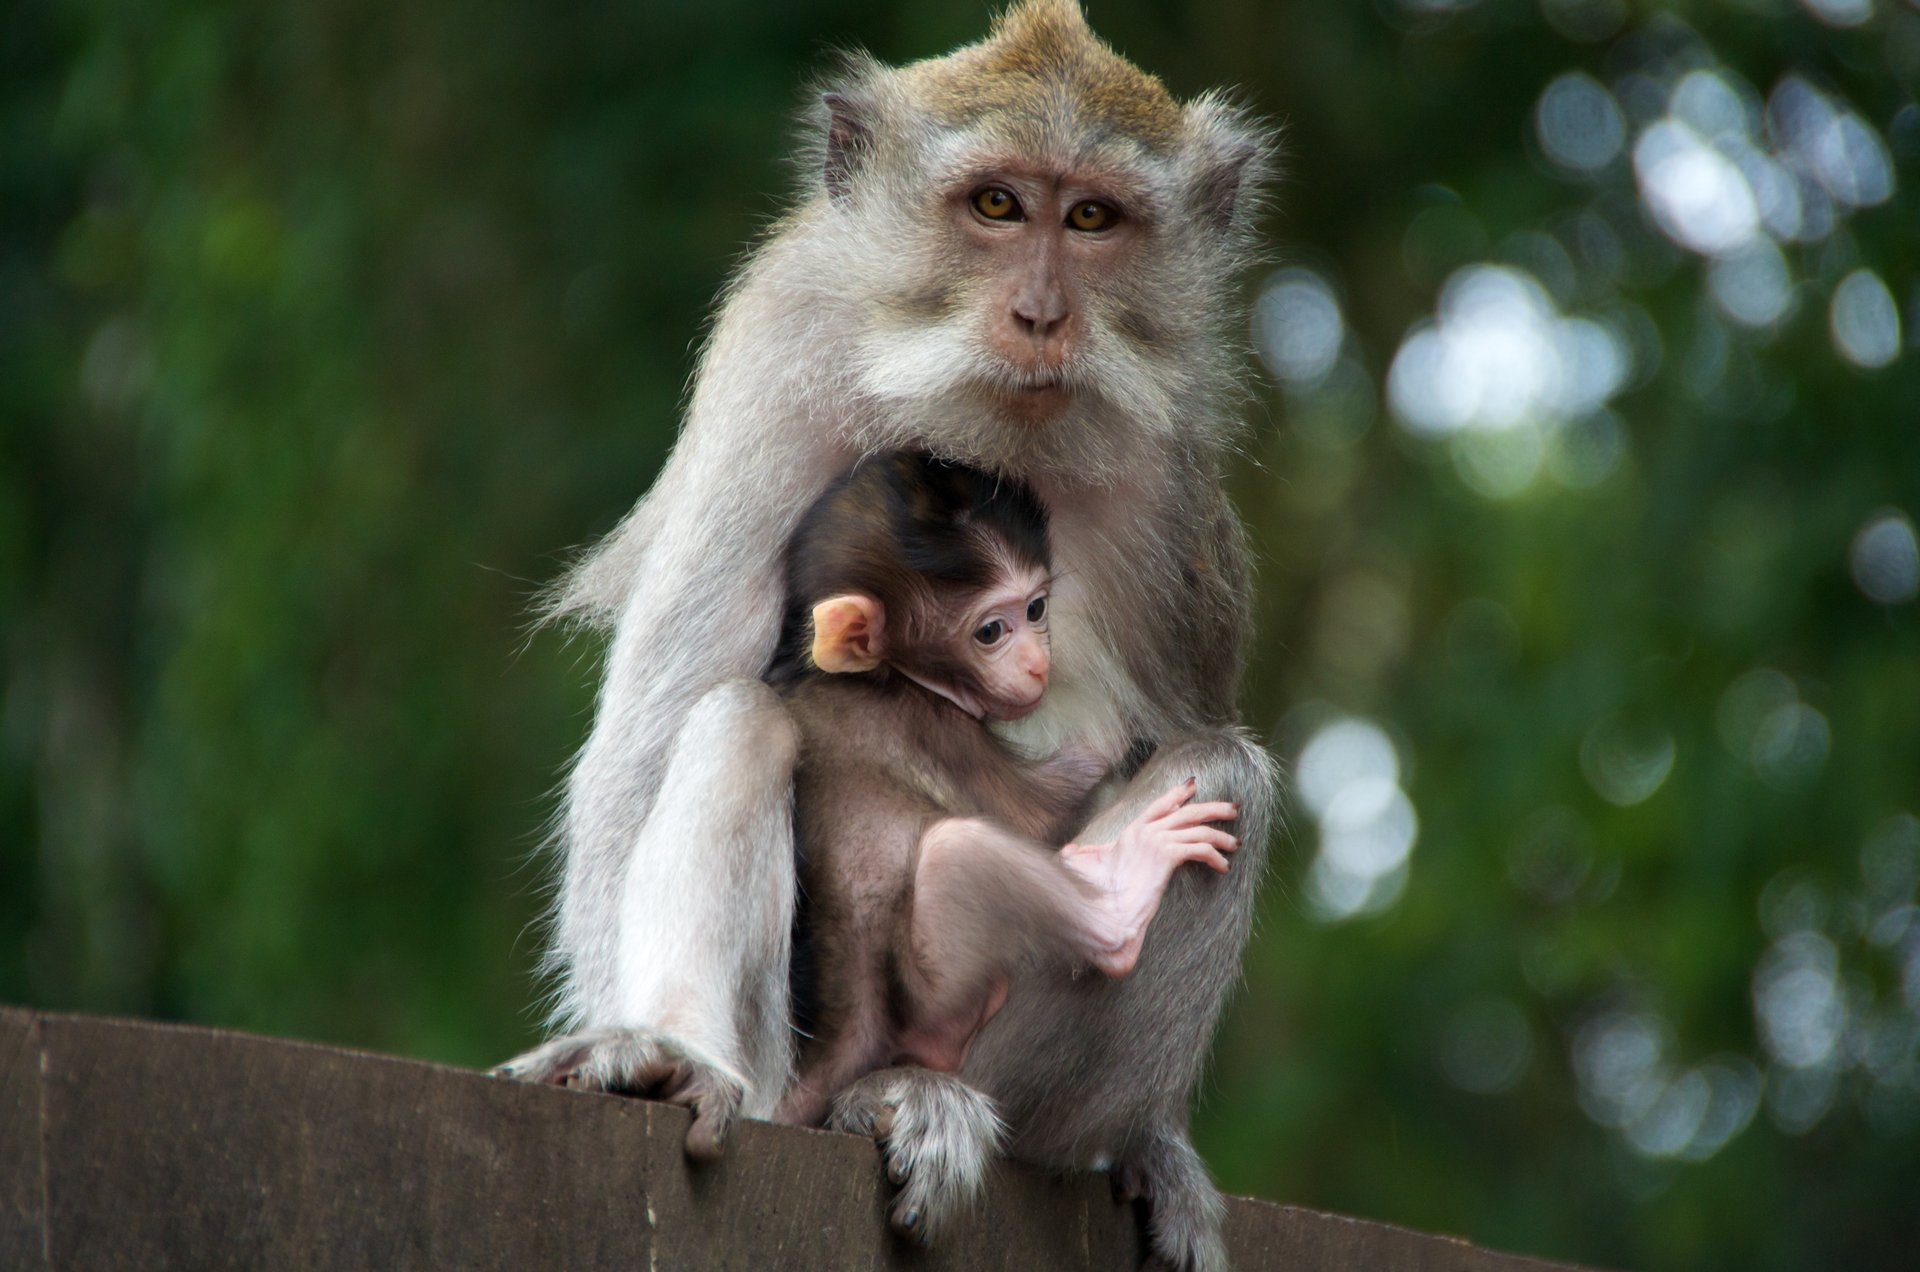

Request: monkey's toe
left=495, top=1027, right=744, bottom=1160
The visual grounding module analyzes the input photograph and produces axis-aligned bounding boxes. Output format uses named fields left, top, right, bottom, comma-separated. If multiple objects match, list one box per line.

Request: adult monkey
left=500, top=3, right=1278, bottom=1267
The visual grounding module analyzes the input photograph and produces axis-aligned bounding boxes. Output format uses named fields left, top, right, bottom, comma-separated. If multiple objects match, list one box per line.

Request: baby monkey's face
left=944, top=563, right=1052, bottom=723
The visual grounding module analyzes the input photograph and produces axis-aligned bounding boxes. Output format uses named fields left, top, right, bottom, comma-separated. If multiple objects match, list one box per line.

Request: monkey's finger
left=1183, top=846, right=1234, bottom=874
left=1155, top=800, right=1238, bottom=830
left=1172, top=826, right=1240, bottom=854
left=1139, top=777, right=1198, bottom=821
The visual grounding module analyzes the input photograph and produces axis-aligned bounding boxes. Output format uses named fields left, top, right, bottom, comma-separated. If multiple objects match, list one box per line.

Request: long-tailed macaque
left=767, top=452, right=1239, bottom=1129
left=499, top=3, right=1278, bottom=1268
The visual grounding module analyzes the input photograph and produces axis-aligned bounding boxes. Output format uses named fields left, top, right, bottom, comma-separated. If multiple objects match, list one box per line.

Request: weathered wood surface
left=1, top=1007, right=1586, bottom=1270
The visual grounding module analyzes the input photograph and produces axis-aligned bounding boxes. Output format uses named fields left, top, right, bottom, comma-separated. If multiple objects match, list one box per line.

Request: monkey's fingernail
left=900, top=1208, right=921, bottom=1231
left=1185, top=775, right=1197, bottom=786
left=888, top=1157, right=910, bottom=1185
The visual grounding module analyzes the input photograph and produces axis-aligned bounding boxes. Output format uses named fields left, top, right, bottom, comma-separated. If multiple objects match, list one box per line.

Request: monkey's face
left=953, top=565, right=1053, bottom=722
left=949, top=167, right=1139, bottom=425
left=848, top=147, right=1189, bottom=461
left=898, top=564, right=1052, bottom=723
left=818, top=4, right=1272, bottom=478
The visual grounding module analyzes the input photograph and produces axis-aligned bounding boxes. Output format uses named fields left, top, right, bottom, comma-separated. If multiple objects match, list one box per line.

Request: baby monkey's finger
left=1181, top=845, right=1234, bottom=874
left=1174, top=826, right=1240, bottom=853
left=1139, top=777, right=1199, bottom=820
left=1157, top=800, right=1238, bottom=830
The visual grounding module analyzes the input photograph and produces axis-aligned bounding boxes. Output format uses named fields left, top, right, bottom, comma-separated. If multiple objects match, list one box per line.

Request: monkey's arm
left=905, top=784, right=1236, bottom=1036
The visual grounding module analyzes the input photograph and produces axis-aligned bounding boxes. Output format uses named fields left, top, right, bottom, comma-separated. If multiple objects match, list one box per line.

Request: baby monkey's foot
left=1060, top=777, right=1238, bottom=977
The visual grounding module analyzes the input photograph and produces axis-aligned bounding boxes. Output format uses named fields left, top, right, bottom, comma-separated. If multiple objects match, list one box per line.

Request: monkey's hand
left=1059, top=777, right=1238, bottom=978
left=492, top=1027, right=744, bottom=1161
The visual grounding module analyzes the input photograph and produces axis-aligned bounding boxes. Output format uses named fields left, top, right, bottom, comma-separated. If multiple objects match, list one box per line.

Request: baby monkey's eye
left=973, top=619, right=1007, bottom=645
left=1026, top=595, right=1048, bottom=623
left=973, top=187, right=1023, bottom=221
left=1067, top=200, right=1116, bottom=232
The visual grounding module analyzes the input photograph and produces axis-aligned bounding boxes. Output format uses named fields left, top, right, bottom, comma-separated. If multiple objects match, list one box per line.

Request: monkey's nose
left=1008, top=287, right=1073, bottom=367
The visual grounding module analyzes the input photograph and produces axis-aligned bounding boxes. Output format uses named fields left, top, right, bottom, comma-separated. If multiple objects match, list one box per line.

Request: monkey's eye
left=1026, top=595, right=1048, bottom=623
left=1067, top=200, right=1116, bottom=232
left=972, top=187, right=1024, bottom=222
left=973, top=619, right=1007, bottom=645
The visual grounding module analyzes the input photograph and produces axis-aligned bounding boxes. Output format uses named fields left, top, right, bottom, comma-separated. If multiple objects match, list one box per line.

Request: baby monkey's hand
left=1059, top=777, right=1239, bottom=977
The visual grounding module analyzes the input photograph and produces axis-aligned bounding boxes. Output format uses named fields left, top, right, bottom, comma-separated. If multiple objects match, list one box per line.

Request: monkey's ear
left=811, top=594, right=885, bottom=673
left=1183, top=93, right=1278, bottom=229
left=821, top=91, right=874, bottom=201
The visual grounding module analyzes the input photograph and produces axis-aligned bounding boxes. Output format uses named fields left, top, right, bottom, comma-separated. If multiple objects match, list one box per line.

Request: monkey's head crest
left=919, top=0, right=1184, bottom=151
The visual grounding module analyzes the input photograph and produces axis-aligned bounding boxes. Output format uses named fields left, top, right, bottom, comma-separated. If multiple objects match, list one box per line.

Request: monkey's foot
left=493, top=1027, right=744, bottom=1161
left=826, top=1067, right=1003, bottom=1246
left=1115, top=1131, right=1229, bottom=1272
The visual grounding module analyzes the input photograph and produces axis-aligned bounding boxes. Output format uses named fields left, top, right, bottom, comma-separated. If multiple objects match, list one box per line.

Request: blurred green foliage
left=4, top=2, right=1916, bottom=1268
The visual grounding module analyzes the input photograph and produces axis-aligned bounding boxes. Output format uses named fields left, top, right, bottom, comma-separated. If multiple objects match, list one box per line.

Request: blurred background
left=4, top=1, right=1915, bottom=1267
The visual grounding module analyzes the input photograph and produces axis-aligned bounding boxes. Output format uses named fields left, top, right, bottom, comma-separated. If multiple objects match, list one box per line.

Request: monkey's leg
left=1113, top=1124, right=1230, bottom=1272
left=774, top=984, right=895, bottom=1127
left=963, top=727, right=1278, bottom=1272
left=825, top=1066, right=1003, bottom=1246
left=496, top=679, right=799, bottom=1161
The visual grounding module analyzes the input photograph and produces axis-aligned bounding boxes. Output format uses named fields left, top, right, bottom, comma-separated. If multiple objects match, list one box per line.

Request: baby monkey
left=766, top=452, right=1238, bottom=1127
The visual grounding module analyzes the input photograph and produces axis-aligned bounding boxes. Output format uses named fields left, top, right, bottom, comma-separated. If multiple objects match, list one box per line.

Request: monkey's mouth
left=990, top=688, right=1047, bottom=722
left=998, top=377, right=1073, bottom=423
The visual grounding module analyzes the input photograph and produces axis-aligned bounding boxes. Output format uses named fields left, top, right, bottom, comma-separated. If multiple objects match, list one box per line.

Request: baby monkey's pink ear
left=811, top=594, right=886, bottom=674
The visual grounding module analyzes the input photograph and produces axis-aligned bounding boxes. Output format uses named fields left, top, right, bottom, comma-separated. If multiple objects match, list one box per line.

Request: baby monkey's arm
left=900, top=779, right=1238, bottom=1069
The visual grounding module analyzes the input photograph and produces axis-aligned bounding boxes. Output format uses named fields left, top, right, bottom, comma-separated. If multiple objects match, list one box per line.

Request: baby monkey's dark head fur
left=769, top=451, right=1053, bottom=721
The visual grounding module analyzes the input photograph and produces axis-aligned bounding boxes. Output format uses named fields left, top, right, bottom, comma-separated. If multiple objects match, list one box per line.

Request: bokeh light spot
left=1254, top=268, right=1345, bottom=388
left=1799, top=0, right=1874, bottom=27
left=1830, top=269, right=1902, bottom=368
left=1755, top=931, right=1845, bottom=1070
left=1579, top=717, right=1676, bottom=806
left=1750, top=701, right=1830, bottom=784
left=1849, top=510, right=1919, bottom=604
left=1297, top=718, right=1419, bottom=924
left=1440, top=997, right=1533, bottom=1094
left=1388, top=265, right=1630, bottom=458
left=1633, top=120, right=1761, bottom=255
left=1536, top=72, right=1627, bottom=174
left=1708, top=239, right=1796, bottom=329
